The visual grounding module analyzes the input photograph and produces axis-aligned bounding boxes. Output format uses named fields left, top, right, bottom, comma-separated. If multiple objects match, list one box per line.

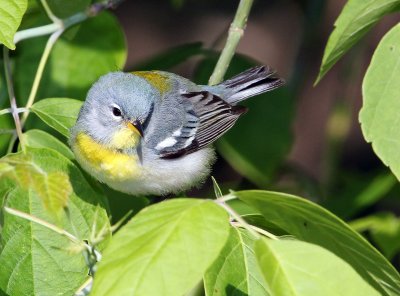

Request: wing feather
left=156, top=91, right=246, bottom=159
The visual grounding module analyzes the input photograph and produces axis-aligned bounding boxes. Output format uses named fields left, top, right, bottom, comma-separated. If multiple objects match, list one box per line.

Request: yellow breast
left=73, top=133, right=140, bottom=181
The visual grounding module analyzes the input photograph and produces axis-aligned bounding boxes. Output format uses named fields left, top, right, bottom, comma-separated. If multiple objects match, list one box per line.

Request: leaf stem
left=14, top=23, right=60, bottom=44
left=208, top=0, right=254, bottom=85
left=231, top=221, right=278, bottom=240
left=21, top=30, right=63, bottom=127
left=3, top=47, right=25, bottom=149
left=216, top=198, right=259, bottom=238
left=40, top=0, right=61, bottom=24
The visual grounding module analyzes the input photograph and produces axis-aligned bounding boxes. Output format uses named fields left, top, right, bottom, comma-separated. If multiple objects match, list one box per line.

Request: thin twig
left=14, top=23, right=60, bottom=44
left=3, top=47, right=25, bottom=148
left=208, top=0, right=254, bottom=85
left=0, top=107, right=29, bottom=115
left=217, top=193, right=237, bottom=203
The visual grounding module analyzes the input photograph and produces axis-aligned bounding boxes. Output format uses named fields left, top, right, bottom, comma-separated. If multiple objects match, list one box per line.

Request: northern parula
left=70, top=66, right=284, bottom=195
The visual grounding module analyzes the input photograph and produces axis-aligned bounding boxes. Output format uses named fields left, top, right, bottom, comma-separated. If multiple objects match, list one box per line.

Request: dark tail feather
left=219, top=66, right=285, bottom=105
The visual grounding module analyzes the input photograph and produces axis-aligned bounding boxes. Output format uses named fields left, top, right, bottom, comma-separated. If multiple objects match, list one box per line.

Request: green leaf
left=237, top=190, right=400, bottom=295
left=23, top=129, right=75, bottom=159
left=195, top=55, right=293, bottom=187
left=256, top=238, right=379, bottom=296
left=1, top=152, right=71, bottom=215
left=15, top=11, right=126, bottom=102
left=46, top=0, right=90, bottom=18
left=204, top=227, right=270, bottom=296
left=316, top=0, right=400, bottom=83
left=0, top=0, right=27, bottom=49
left=132, top=42, right=206, bottom=71
left=31, top=98, right=82, bottom=137
left=92, top=199, right=230, bottom=296
left=360, top=24, right=400, bottom=181
left=351, top=213, right=400, bottom=260
left=0, top=147, right=110, bottom=295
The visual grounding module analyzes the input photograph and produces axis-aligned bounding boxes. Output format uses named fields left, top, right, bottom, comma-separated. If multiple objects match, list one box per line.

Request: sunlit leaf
left=92, top=199, right=230, bottom=296
left=31, top=98, right=82, bottom=137
left=360, top=24, right=400, bottom=181
left=0, top=0, right=27, bottom=49
left=1, top=151, right=71, bottom=214
left=256, top=238, right=379, bottom=295
left=23, top=129, right=74, bottom=159
left=204, top=227, right=270, bottom=296
left=0, top=147, right=110, bottom=295
left=237, top=190, right=400, bottom=295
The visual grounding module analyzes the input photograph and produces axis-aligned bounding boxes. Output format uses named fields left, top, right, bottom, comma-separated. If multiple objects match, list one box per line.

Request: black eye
left=112, top=107, right=122, bottom=117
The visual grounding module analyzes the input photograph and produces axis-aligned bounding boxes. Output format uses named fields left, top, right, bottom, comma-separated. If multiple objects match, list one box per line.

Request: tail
left=218, top=66, right=285, bottom=105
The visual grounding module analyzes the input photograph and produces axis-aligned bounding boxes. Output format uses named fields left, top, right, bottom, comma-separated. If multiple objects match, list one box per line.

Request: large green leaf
left=204, top=227, right=270, bottom=296
left=195, top=55, right=293, bottom=187
left=237, top=190, right=400, bottom=295
left=0, top=0, right=27, bottom=49
left=360, top=24, right=400, bottom=180
left=23, top=129, right=75, bottom=159
left=256, top=238, right=379, bottom=296
left=92, top=199, right=230, bottom=296
left=0, top=148, right=110, bottom=295
left=15, top=11, right=126, bottom=102
left=317, top=0, right=400, bottom=83
left=31, top=98, right=83, bottom=137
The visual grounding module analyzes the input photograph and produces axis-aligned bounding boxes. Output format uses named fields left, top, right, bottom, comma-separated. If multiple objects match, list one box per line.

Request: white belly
left=106, top=148, right=216, bottom=196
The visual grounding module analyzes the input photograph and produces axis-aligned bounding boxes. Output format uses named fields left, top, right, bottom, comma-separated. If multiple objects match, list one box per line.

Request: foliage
left=0, top=0, right=399, bottom=295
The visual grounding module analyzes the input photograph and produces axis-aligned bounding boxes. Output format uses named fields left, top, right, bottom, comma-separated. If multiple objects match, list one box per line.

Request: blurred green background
left=2, top=0, right=400, bottom=270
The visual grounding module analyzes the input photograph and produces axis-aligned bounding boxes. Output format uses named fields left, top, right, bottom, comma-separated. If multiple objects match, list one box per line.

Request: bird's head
left=73, top=72, right=156, bottom=150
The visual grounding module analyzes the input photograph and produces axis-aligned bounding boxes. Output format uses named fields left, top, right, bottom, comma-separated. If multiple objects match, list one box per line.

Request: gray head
left=73, top=72, right=157, bottom=148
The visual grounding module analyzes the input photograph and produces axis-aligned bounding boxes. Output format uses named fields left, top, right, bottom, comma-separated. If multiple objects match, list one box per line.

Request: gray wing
left=153, top=91, right=247, bottom=159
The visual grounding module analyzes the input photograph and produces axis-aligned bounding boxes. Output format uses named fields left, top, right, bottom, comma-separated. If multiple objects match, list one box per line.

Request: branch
left=13, top=0, right=124, bottom=45
left=208, top=0, right=254, bottom=85
left=3, top=47, right=25, bottom=148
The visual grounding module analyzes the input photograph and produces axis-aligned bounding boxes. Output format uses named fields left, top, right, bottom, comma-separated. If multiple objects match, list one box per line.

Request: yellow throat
left=73, top=132, right=141, bottom=181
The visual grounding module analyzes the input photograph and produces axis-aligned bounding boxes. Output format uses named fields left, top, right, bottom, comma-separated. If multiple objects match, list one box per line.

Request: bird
left=69, top=66, right=284, bottom=196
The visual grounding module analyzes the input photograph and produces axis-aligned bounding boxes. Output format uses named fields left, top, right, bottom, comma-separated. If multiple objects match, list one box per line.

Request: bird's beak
left=126, top=119, right=144, bottom=137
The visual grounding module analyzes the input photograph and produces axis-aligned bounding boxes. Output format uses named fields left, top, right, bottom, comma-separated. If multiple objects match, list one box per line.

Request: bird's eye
left=112, top=107, right=122, bottom=117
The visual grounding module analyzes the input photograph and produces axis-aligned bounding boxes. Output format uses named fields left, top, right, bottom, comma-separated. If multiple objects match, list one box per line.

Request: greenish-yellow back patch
left=133, top=71, right=171, bottom=94
left=74, top=133, right=140, bottom=180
